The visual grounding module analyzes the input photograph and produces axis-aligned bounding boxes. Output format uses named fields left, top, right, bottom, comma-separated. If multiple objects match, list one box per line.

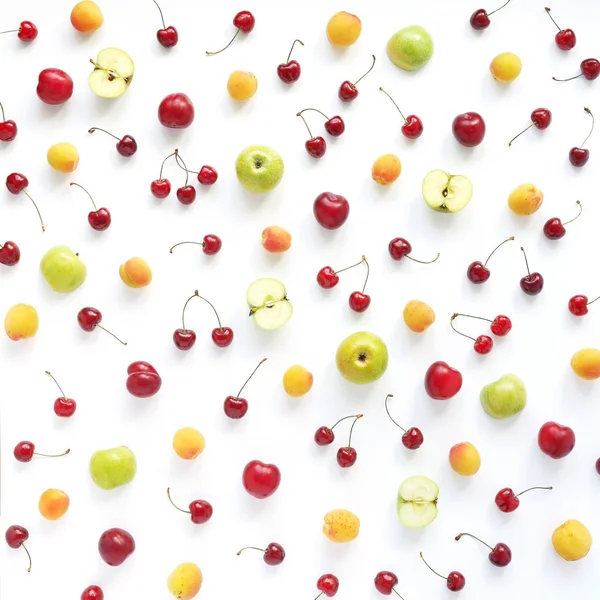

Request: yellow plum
left=282, top=365, right=313, bottom=397
left=47, top=143, right=80, bottom=173
left=508, top=183, right=543, bottom=216
left=227, top=71, right=257, bottom=102
left=403, top=300, right=435, bottom=333
left=119, top=257, right=152, bottom=288
left=5, top=304, right=39, bottom=340
left=322, top=509, right=360, bottom=543
left=173, top=427, right=205, bottom=460
left=372, top=154, right=402, bottom=186
left=167, top=562, right=203, bottom=599
left=326, top=12, right=361, bottom=47
left=571, top=348, right=600, bottom=380
left=449, top=442, right=481, bottom=476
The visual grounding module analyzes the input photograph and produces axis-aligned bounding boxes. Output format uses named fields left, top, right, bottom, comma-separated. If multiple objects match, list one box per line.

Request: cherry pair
left=314, top=413, right=363, bottom=468
left=296, top=109, right=345, bottom=159
left=223, top=358, right=268, bottom=419
left=450, top=312, right=512, bottom=355
left=317, top=256, right=371, bottom=313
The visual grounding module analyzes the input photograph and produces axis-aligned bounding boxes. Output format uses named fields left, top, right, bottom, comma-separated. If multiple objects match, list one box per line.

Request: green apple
left=387, top=25, right=434, bottom=71
left=247, top=278, right=293, bottom=330
left=480, top=374, right=526, bottom=419
left=422, top=170, right=473, bottom=213
left=397, top=475, right=439, bottom=529
left=89, top=48, right=134, bottom=98
left=236, top=145, right=284, bottom=193
left=90, top=446, right=137, bottom=490
left=40, top=245, right=87, bottom=293
left=336, top=331, right=388, bottom=384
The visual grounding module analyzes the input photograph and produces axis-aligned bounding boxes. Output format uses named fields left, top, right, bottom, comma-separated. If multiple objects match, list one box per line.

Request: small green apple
left=246, top=278, right=293, bottom=330
left=89, top=48, right=134, bottom=99
left=40, top=245, right=87, bottom=293
left=90, top=446, right=137, bottom=490
left=336, top=331, right=388, bottom=384
left=397, top=475, right=439, bottom=529
left=422, top=170, right=473, bottom=213
left=236, top=145, right=284, bottom=193
left=387, top=25, right=434, bottom=71
left=480, top=374, right=526, bottom=419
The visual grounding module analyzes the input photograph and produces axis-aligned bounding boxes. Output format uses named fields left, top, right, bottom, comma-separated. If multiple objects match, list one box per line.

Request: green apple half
left=480, top=374, right=526, bottom=419
left=422, top=170, right=473, bottom=213
left=89, top=48, right=134, bottom=99
left=397, top=475, right=439, bottom=529
left=336, top=331, right=388, bottom=384
left=40, top=245, right=87, bottom=293
left=236, top=145, right=284, bottom=193
left=247, top=278, right=292, bottom=330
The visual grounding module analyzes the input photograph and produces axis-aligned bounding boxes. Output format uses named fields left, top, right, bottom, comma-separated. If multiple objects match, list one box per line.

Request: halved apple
left=397, top=475, right=439, bottom=529
left=422, top=170, right=473, bottom=213
left=89, top=48, right=134, bottom=99
left=246, top=278, right=293, bottom=330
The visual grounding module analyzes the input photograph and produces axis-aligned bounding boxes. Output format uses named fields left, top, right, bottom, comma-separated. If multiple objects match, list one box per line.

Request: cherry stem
left=174, top=149, right=189, bottom=186
left=455, top=532, right=493, bottom=550
left=508, top=122, right=534, bottom=146
left=180, top=291, right=199, bottom=331
left=0, top=29, right=20, bottom=35
left=166, top=487, right=190, bottom=514
left=169, top=241, right=205, bottom=253
left=194, top=290, right=226, bottom=330
left=450, top=313, right=476, bottom=343
left=236, top=358, right=268, bottom=398
left=34, top=449, right=70, bottom=458
left=45, top=370, right=66, bottom=399
left=206, top=28, right=240, bottom=56
left=562, top=200, right=582, bottom=226
left=483, top=236, right=514, bottom=266
left=384, top=394, right=406, bottom=433
left=406, top=251, right=440, bottom=265
left=487, top=0, right=512, bottom=16
left=379, top=87, right=406, bottom=121
left=587, top=296, right=600, bottom=307
left=158, top=151, right=177, bottom=179
left=329, top=414, right=363, bottom=430
left=296, top=112, right=315, bottom=139
left=286, top=39, right=304, bottom=62
left=70, top=182, right=97, bottom=210
left=346, top=414, right=363, bottom=448
left=297, top=108, right=330, bottom=120
left=21, top=190, right=45, bottom=231
left=313, top=593, right=324, bottom=600
left=22, top=543, right=32, bottom=572
left=353, top=55, right=376, bottom=86
left=334, top=256, right=365, bottom=275
left=520, top=247, right=532, bottom=278
left=391, top=589, right=405, bottom=599
left=237, top=546, right=265, bottom=556
left=419, top=552, right=446, bottom=582
left=515, top=485, right=552, bottom=497
left=452, top=312, right=492, bottom=324
left=152, top=0, right=167, bottom=28
left=552, top=72, right=582, bottom=82
left=175, top=155, right=199, bottom=175
left=96, top=324, right=127, bottom=345
left=360, top=255, right=369, bottom=293
left=0, top=101, right=5, bottom=121
left=544, top=7, right=562, bottom=31
left=580, top=108, right=594, bottom=147
left=88, top=127, right=120, bottom=141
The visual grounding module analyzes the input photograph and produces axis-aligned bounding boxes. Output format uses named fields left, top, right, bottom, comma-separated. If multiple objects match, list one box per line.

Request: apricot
left=490, top=52, right=522, bottom=83
left=39, top=489, right=70, bottom=520
left=403, top=300, right=435, bottom=333
left=372, top=154, right=402, bottom=186
left=282, top=364, right=313, bottom=397
left=227, top=71, right=258, bottom=102
left=70, top=1, right=104, bottom=33
left=323, top=509, right=360, bottom=543
left=173, top=427, right=205, bottom=460
left=119, top=257, right=152, bottom=288
left=449, top=442, right=481, bottom=476
left=552, top=520, right=592, bottom=561
left=47, top=143, right=80, bottom=173
left=571, top=348, right=600, bottom=380
left=326, top=12, right=362, bottom=47
left=507, top=183, right=543, bottom=216
left=261, top=226, right=292, bottom=253
left=4, top=304, right=39, bottom=340
left=168, top=563, right=203, bottom=599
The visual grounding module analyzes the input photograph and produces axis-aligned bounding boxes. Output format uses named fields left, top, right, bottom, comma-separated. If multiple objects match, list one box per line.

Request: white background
left=1, top=0, right=600, bottom=598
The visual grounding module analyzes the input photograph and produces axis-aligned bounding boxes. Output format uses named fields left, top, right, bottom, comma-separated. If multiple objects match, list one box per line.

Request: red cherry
left=388, top=237, right=439, bottom=263
left=166, top=488, right=213, bottom=524
left=177, top=185, right=196, bottom=205
left=70, top=183, right=111, bottom=231
left=317, top=256, right=365, bottom=289
left=380, top=87, right=423, bottom=139
left=0, top=241, right=21, bottom=266
left=596, top=458, right=600, bottom=475
left=538, top=421, right=575, bottom=459
left=13, top=441, right=69, bottom=463
left=277, top=39, right=304, bottom=84
left=336, top=414, right=362, bottom=468
left=158, top=93, right=194, bottom=129
left=450, top=314, right=494, bottom=354
left=569, top=107, right=594, bottom=167
left=568, top=294, right=599, bottom=316
left=324, top=116, right=345, bottom=136
left=46, top=370, right=76, bottom=418
left=242, top=459, right=281, bottom=499
left=455, top=533, right=512, bottom=567
left=316, top=574, right=339, bottom=597
left=543, top=200, right=582, bottom=239
left=491, top=315, right=512, bottom=336
left=338, top=55, right=376, bottom=102
left=237, top=542, right=285, bottom=565
left=125, top=361, right=162, bottom=398
left=0, top=101, right=17, bottom=142
left=5, top=173, right=45, bottom=231
left=88, top=127, right=137, bottom=157
left=466, top=236, right=514, bottom=283
left=374, top=571, right=400, bottom=595
left=173, top=329, right=196, bottom=351
left=206, top=10, right=255, bottom=55
left=5, top=525, right=32, bottom=572
left=224, top=358, right=267, bottom=419
left=348, top=256, right=371, bottom=313
left=420, top=552, right=466, bottom=592
left=424, top=361, right=463, bottom=400
left=553, top=58, right=600, bottom=82
left=81, top=585, right=104, bottom=600
left=545, top=7, right=576, bottom=50
left=313, top=192, right=349, bottom=229
left=494, top=485, right=552, bottom=513
left=470, top=8, right=491, bottom=29
left=314, top=413, right=362, bottom=446
left=36, top=68, right=73, bottom=105
left=519, top=247, right=544, bottom=295
left=297, top=112, right=327, bottom=158
left=197, top=166, right=218, bottom=185
left=384, top=394, right=423, bottom=450
left=508, top=108, right=552, bottom=146
left=170, top=235, right=222, bottom=256
left=98, top=528, right=135, bottom=566
left=153, top=0, right=178, bottom=47
left=151, top=150, right=177, bottom=198
left=1, top=20, right=39, bottom=42
left=77, top=307, right=127, bottom=344
left=452, top=111, right=486, bottom=147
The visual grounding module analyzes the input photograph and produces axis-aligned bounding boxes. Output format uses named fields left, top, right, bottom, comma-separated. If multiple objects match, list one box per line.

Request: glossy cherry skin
left=555, top=29, right=576, bottom=51
left=538, top=421, right=575, bottom=459
left=313, top=192, right=349, bottom=230
left=317, top=267, right=339, bottom=289
left=466, top=261, right=490, bottom=283
left=338, top=81, right=358, bottom=102
left=212, top=327, right=233, bottom=347
left=158, top=93, right=194, bottom=128
left=264, top=543, right=285, bottom=565
left=470, top=9, right=490, bottom=29
left=173, top=329, right=197, bottom=350
left=233, top=10, right=255, bottom=33
left=189, top=500, right=213, bottom=524
left=491, top=315, right=512, bottom=336
left=447, top=572, right=466, bottom=591
left=0, top=241, right=21, bottom=266
left=424, top=361, right=463, bottom=400
left=177, top=186, right=196, bottom=205
left=88, top=208, right=111, bottom=231
left=126, top=361, right=162, bottom=398
left=98, top=528, right=135, bottom=566
left=402, top=115, right=424, bottom=139
left=388, top=237, right=411, bottom=260
left=596, top=458, right=600, bottom=475
left=543, top=218, right=566, bottom=239
left=314, top=426, right=335, bottom=446
left=151, top=179, right=171, bottom=198
left=157, top=26, right=178, bottom=48
left=569, top=147, right=589, bottom=167
left=18, top=21, right=38, bottom=42
left=374, top=571, right=399, bottom=595
left=568, top=295, right=588, bottom=316
left=581, top=59, right=600, bottom=80
left=531, top=108, right=552, bottom=129
left=224, top=396, right=248, bottom=419
left=495, top=488, right=520, bottom=512
left=520, top=273, right=544, bottom=295
left=6, top=172, right=28, bottom=194
left=242, top=460, right=281, bottom=499
left=452, top=112, right=486, bottom=147
left=306, top=137, right=327, bottom=158
left=202, top=234, right=222, bottom=255
left=116, top=136, right=137, bottom=157
left=81, top=585, right=104, bottom=600
left=402, top=427, right=424, bottom=449
left=316, top=574, right=339, bottom=597
left=349, top=292, right=371, bottom=313
left=336, top=446, right=357, bottom=467
left=0, top=118, right=17, bottom=142
left=489, top=543, right=512, bottom=567
left=5, top=525, right=29, bottom=548
left=325, top=116, right=345, bottom=136
left=77, top=307, right=102, bottom=331
left=277, top=61, right=301, bottom=84
left=13, top=441, right=35, bottom=462
left=36, top=68, right=73, bottom=105
left=198, top=166, right=218, bottom=185
left=474, top=335, right=493, bottom=354
left=54, top=397, right=76, bottom=417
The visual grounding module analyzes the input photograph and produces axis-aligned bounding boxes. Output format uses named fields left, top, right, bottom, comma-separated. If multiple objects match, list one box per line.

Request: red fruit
left=543, top=200, right=582, bottom=239
left=568, top=294, right=599, bottom=316
left=491, top=315, right=512, bottom=336
left=313, top=192, right=349, bottom=229
left=424, top=361, right=463, bottom=400
left=379, top=87, right=424, bottom=139
left=450, top=314, right=494, bottom=354
left=452, top=111, right=486, bottom=147
left=13, top=441, right=69, bottom=463
left=508, top=108, right=552, bottom=146
left=166, top=487, right=213, bottom=524
left=388, top=237, right=439, bottom=263
left=169, top=235, right=222, bottom=256
left=126, top=361, right=162, bottom=398
left=5, top=172, right=45, bottom=231
left=224, top=358, right=266, bottom=419
left=0, top=101, right=17, bottom=142
left=538, top=421, right=575, bottom=459
left=277, top=39, right=304, bottom=84
left=176, top=185, right=196, bottom=205
left=544, top=7, right=576, bottom=51
left=2, top=21, right=39, bottom=42
left=5, top=525, right=32, bottom=571
left=494, top=485, right=552, bottom=513
left=205, top=10, right=255, bottom=55
left=81, top=586, right=104, bottom=600
left=242, top=460, right=281, bottom=499
left=197, top=166, right=218, bottom=185
left=455, top=533, right=512, bottom=567
left=316, top=574, right=339, bottom=597
left=466, top=235, right=514, bottom=284
left=70, top=182, right=111, bottom=232
left=314, top=414, right=361, bottom=446
left=317, top=257, right=365, bottom=289
left=98, top=527, right=135, bottom=566
left=153, top=0, right=178, bottom=47
left=88, top=127, right=137, bottom=157
left=46, top=370, right=77, bottom=418
left=420, top=552, right=466, bottom=592
left=336, top=414, right=362, bottom=468
left=569, top=107, right=594, bottom=167
left=77, top=307, right=127, bottom=345
left=158, top=93, right=195, bottom=128
left=237, top=542, right=285, bottom=565
left=348, top=256, right=371, bottom=313
left=0, top=241, right=21, bottom=266
left=36, top=68, right=73, bottom=105
left=553, top=58, right=600, bottom=82
left=384, top=394, right=423, bottom=450
left=296, top=111, right=327, bottom=158
left=338, top=55, right=376, bottom=102
left=519, top=247, right=544, bottom=295
left=374, top=571, right=399, bottom=595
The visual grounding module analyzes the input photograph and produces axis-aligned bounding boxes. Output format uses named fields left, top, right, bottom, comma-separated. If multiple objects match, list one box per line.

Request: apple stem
left=520, top=247, right=532, bottom=278
left=508, top=122, right=534, bottom=146
left=419, top=552, right=446, bottom=581
left=22, top=543, right=32, bottom=572
left=237, top=546, right=265, bottom=556
left=562, top=200, right=582, bottom=226
left=406, top=251, right=440, bottom=265
left=515, top=485, right=552, bottom=497
left=194, top=290, right=226, bottom=330
left=379, top=87, right=407, bottom=121
left=180, top=291, right=200, bottom=331
left=158, top=150, right=177, bottom=179
left=96, top=324, right=127, bottom=345
left=21, top=190, right=45, bottom=231
left=286, top=39, right=304, bottom=63
left=334, top=256, right=365, bottom=275
left=45, top=370, right=67, bottom=399
left=88, top=59, right=121, bottom=81
left=384, top=394, right=406, bottom=433
left=34, top=448, right=70, bottom=458
left=88, top=127, right=121, bottom=141
left=152, top=0, right=167, bottom=29
left=174, top=149, right=190, bottom=186
left=552, top=72, right=582, bottom=82
left=544, top=6, right=562, bottom=32
left=236, top=358, right=268, bottom=398
left=296, top=112, right=315, bottom=139
left=483, top=236, right=514, bottom=266
left=452, top=312, right=492, bottom=323
left=329, top=414, right=363, bottom=430
left=579, top=107, right=594, bottom=147
left=70, top=182, right=98, bottom=210
left=487, top=0, right=512, bottom=16
left=169, top=241, right=204, bottom=254
left=455, top=532, right=493, bottom=550
left=360, top=255, right=369, bottom=293
left=0, top=29, right=20, bottom=35
left=206, top=28, right=240, bottom=56
left=450, top=313, right=476, bottom=343
left=297, top=108, right=330, bottom=120
left=353, top=55, right=376, bottom=86
left=346, top=414, right=363, bottom=448
left=0, top=101, right=5, bottom=121
left=166, top=487, right=190, bottom=514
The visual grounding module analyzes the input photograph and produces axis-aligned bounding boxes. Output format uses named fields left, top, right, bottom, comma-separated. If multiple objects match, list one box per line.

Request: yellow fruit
left=322, top=509, right=360, bottom=543
left=282, top=365, right=313, bottom=397
left=119, top=257, right=152, bottom=288
left=490, top=52, right=522, bottom=83
left=70, top=1, right=104, bottom=32
left=39, top=489, right=70, bottom=520
left=167, top=562, right=203, bottom=599
left=4, top=304, right=39, bottom=341
left=173, top=427, right=205, bottom=460
left=326, top=11, right=362, bottom=47
left=449, top=442, right=481, bottom=476
left=571, top=348, right=600, bottom=380
left=227, top=71, right=258, bottom=102
left=507, top=183, right=544, bottom=215
left=47, top=142, right=80, bottom=173
left=552, top=520, right=592, bottom=561
left=372, top=154, right=402, bottom=186
left=403, top=300, right=435, bottom=333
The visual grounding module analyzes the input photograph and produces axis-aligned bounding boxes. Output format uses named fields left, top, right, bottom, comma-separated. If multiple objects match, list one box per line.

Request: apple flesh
left=235, top=145, right=284, bottom=193
left=397, top=475, right=439, bottom=528
left=422, top=170, right=473, bottom=213
left=40, top=245, right=87, bottom=293
left=90, top=446, right=137, bottom=490
left=89, top=48, right=134, bottom=99
left=335, top=331, right=388, bottom=384
left=480, top=374, right=526, bottom=419
left=246, top=278, right=292, bottom=330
